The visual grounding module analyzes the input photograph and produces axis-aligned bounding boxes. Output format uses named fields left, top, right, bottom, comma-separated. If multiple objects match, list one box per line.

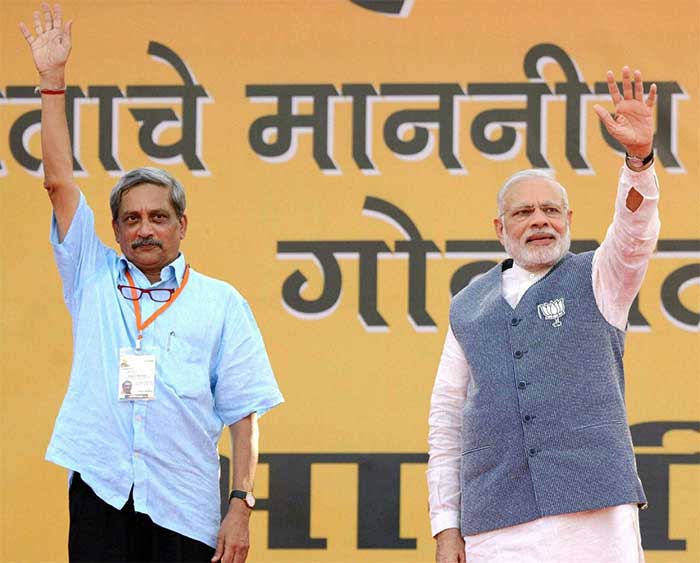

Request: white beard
left=503, top=224, right=571, bottom=271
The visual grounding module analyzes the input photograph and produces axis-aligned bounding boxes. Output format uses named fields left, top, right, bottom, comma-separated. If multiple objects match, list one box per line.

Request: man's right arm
left=427, top=326, right=470, bottom=562
left=591, top=67, right=660, bottom=330
left=20, top=2, right=79, bottom=241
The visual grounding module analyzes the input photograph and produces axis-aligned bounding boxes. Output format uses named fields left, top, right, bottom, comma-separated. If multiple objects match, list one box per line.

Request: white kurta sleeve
left=427, top=325, right=471, bottom=536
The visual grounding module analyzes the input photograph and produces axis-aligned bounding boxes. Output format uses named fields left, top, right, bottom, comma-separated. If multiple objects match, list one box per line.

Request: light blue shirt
left=46, top=194, right=284, bottom=547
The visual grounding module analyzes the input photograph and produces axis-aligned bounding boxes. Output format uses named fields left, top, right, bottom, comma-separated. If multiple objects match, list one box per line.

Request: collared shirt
left=46, top=193, right=284, bottom=548
left=427, top=164, right=660, bottom=558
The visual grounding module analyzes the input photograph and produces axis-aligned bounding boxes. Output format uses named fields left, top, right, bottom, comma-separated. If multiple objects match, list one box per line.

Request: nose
left=136, top=218, right=155, bottom=238
left=529, top=207, right=550, bottom=228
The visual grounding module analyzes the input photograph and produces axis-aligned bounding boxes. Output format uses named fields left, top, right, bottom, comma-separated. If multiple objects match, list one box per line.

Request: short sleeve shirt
left=46, top=194, right=284, bottom=547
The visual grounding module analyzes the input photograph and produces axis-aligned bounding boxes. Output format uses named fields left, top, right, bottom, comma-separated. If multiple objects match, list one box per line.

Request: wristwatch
left=229, top=489, right=256, bottom=508
left=625, top=149, right=654, bottom=169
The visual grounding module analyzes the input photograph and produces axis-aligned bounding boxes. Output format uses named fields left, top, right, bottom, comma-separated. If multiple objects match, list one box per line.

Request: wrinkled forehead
left=118, top=183, right=174, bottom=213
left=504, top=178, right=566, bottom=209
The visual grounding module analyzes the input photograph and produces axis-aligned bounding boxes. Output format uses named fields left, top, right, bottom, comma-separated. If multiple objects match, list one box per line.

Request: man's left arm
left=211, top=413, right=258, bottom=563
left=211, top=294, right=283, bottom=563
left=592, top=67, right=661, bottom=330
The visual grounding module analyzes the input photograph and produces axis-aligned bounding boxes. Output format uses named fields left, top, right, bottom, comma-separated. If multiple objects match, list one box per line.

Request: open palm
left=594, top=67, right=656, bottom=156
left=19, top=3, right=72, bottom=76
left=604, top=98, right=654, bottom=151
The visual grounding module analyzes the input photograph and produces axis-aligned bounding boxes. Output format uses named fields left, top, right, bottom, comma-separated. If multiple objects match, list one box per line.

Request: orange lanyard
left=124, top=265, right=190, bottom=350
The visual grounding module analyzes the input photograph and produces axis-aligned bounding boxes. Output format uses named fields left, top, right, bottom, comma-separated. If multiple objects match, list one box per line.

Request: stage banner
left=1, top=1, right=698, bottom=561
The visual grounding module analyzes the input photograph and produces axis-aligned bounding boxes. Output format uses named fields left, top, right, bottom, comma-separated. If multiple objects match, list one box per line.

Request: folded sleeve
left=213, top=294, right=284, bottom=426
left=50, top=193, right=111, bottom=310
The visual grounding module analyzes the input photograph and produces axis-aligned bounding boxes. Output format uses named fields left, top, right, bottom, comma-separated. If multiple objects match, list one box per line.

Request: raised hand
left=19, top=1, right=79, bottom=236
left=19, top=2, right=73, bottom=85
left=593, top=67, right=656, bottom=158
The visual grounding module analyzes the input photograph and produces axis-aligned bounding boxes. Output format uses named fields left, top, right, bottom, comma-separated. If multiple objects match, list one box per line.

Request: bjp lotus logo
left=537, top=298, right=566, bottom=327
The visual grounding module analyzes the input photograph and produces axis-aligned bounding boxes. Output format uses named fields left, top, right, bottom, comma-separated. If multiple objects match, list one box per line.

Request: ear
left=178, top=214, right=188, bottom=240
left=493, top=216, right=505, bottom=244
left=112, top=220, right=120, bottom=243
left=566, top=209, right=573, bottom=228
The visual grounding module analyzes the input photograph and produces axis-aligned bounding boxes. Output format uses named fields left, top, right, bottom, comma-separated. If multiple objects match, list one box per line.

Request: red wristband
left=34, top=86, right=66, bottom=95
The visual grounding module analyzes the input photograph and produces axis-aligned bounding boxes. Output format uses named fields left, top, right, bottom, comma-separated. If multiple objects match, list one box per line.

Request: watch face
left=245, top=492, right=256, bottom=508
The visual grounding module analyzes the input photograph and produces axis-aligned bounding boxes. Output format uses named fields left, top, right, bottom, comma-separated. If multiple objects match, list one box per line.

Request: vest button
left=523, top=415, right=532, bottom=422
left=511, top=318, right=520, bottom=326
left=514, top=350, right=523, bottom=359
left=528, top=448, right=537, bottom=457
left=517, top=381, right=526, bottom=389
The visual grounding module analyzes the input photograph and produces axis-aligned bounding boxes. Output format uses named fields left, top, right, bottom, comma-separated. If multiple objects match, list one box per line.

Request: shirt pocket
left=160, top=331, right=213, bottom=400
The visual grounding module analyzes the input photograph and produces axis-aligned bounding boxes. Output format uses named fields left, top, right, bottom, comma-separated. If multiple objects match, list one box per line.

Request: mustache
left=131, top=237, right=163, bottom=249
left=524, top=228, right=558, bottom=239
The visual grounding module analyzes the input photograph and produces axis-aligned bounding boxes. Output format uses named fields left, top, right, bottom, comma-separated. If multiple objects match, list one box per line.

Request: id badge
left=119, top=347, right=157, bottom=400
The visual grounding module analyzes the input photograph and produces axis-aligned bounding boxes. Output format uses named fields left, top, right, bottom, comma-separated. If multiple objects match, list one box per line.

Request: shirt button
left=135, top=415, right=142, bottom=422
left=523, top=415, right=532, bottom=422
left=517, top=381, right=527, bottom=389
left=514, top=350, right=523, bottom=359
left=510, top=318, right=520, bottom=326
left=528, top=448, right=537, bottom=457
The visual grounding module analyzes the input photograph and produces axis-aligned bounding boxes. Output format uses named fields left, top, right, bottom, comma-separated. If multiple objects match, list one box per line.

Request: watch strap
left=229, top=489, right=255, bottom=508
left=625, top=149, right=654, bottom=168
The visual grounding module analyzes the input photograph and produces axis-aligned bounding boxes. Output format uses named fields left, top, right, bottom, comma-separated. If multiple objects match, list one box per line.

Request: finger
left=593, top=103, right=617, bottom=131
left=633, top=69, right=643, bottom=102
left=605, top=70, right=622, bottom=105
left=41, top=2, right=53, bottom=32
left=63, top=19, right=73, bottom=48
left=221, top=542, right=233, bottom=563
left=232, top=545, right=249, bottom=563
left=646, top=83, right=657, bottom=108
left=54, top=4, right=63, bottom=29
left=33, top=10, right=43, bottom=35
left=18, top=22, right=34, bottom=44
left=621, top=65, right=633, bottom=100
left=210, top=538, right=224, bottom=562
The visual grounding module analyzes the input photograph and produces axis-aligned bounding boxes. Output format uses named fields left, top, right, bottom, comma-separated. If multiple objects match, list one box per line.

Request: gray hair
left=497, top=169, right=569, bottom=216
left=109, top=167, right=186, bottom=221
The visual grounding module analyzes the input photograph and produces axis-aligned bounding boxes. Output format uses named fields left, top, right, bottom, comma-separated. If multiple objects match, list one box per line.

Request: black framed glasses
left=117, top=285, right=176, bottom=302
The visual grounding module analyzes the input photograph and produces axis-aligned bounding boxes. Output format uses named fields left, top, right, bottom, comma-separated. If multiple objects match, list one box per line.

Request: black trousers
left=68, top=473, right=215, bottom=563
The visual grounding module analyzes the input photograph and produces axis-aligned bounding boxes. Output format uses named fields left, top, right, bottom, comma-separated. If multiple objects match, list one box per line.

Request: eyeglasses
left=117, top=285, right=176, bottom=302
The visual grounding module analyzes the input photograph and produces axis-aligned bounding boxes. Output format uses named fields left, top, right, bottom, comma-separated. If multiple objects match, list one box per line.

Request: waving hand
left=19, top=2, right=73, bottom=84
left=593, top=66, right=656, bottom=158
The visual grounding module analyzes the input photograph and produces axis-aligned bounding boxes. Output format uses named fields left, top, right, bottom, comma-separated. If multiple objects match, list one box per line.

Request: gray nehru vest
left=449, top=251, right=646, bottom=536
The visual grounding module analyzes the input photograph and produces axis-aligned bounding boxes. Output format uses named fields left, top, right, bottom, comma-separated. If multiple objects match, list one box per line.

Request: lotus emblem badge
left=537, top=298, right=565, bottom=327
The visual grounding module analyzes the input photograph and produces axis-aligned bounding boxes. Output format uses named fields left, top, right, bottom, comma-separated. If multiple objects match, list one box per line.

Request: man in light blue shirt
left=21, top=4, right=283, bottom=562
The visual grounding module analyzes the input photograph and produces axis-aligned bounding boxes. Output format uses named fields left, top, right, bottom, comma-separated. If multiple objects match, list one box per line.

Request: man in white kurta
left=427, top=67, right=659, bottom=562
